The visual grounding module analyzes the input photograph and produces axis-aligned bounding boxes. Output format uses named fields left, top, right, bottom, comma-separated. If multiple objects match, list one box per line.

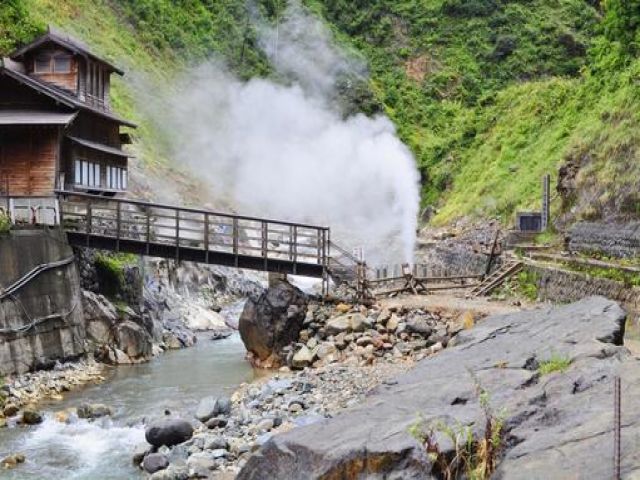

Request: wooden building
left=0, top=26, right=135, bottom=198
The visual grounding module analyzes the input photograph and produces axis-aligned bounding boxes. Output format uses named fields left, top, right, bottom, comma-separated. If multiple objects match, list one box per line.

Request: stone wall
left=0, top=229, right=86, bottom=375
left=568, top=221, right=640, bottom=258
left=527, top=264, right=640, bottom=313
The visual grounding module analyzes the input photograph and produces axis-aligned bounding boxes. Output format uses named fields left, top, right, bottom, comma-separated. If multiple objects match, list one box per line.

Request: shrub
left=0, top=212, right=11, bottom=234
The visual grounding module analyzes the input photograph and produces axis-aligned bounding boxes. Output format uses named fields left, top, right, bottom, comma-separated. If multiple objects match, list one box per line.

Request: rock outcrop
left=82, top=290, right=154, bottom=364
left=238, top=297, right=639, bottom=479
left=239, top=280, right=308, bottom=367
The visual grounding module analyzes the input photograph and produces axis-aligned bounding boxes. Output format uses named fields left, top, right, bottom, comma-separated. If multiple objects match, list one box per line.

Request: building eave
left=0, top=66, right=137, bottom=128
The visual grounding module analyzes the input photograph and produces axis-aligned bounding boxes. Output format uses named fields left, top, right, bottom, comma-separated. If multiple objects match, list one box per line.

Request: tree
left=602, top=0, right=640, bottom=54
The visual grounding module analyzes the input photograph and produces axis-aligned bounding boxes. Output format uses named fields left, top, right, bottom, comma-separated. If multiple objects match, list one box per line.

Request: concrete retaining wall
left=0, top=229, right=86, bottom=375
left=527, top=264, right=640, bottom=313
left=569, top=221, right=640, bottom=258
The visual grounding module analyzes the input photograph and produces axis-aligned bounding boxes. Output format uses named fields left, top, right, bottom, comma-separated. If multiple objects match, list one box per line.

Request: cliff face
left=0, top=229, right=86, bottom=375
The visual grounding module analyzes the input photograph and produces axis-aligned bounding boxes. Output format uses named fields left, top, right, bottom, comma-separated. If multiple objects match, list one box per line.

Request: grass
left=1, top=1, right=639, bottom=228
left=560, top=261, right=640, bottom=288
left=538, top=354, right=571, bottom=375
left=409, top=376, right=506, bottom=479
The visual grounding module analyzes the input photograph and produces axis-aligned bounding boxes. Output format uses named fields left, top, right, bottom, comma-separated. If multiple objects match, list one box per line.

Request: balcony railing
left=0, top=196, right=60, bottom=227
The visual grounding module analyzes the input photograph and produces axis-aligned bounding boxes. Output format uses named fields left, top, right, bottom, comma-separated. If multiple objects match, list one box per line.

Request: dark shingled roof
left=10, top=25, right=124, bottom=76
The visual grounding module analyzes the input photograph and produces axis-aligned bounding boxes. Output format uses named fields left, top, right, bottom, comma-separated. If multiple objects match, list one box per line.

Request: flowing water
left=0, top=304, right=257, bottom=480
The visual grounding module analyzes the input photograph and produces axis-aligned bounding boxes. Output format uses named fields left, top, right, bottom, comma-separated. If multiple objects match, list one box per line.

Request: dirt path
left=379, top=292, right=530, bottom=318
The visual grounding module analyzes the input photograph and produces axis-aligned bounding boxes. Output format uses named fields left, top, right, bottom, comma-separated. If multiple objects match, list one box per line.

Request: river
left=0, top=311, right=257, bottom=479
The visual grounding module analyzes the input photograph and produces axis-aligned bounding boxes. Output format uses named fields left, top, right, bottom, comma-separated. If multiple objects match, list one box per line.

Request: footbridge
left=2, top=192, right=361, bottom=290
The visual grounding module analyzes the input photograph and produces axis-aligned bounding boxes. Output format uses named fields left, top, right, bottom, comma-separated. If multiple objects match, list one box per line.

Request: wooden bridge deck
left=57, top=191, right=330, bottom=278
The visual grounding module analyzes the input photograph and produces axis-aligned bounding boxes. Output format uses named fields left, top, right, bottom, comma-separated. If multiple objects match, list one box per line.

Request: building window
left=54, top=55, right=71, bottom=73
left=106, top=166, right=127, bottom=190
left=34, top=53, right=72, bottom=74
left=34, top=55, right=52, bottom=73
left=74, top=160, right=101, bottom=188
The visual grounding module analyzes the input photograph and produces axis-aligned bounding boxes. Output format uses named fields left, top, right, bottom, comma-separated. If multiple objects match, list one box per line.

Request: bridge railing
left=57, top=191, right=329, bottom=274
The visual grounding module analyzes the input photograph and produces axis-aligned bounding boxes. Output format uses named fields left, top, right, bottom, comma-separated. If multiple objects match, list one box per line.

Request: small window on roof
left=34, top=55, right=52, bottom=73
left=53, top=55, right=71, bottom=73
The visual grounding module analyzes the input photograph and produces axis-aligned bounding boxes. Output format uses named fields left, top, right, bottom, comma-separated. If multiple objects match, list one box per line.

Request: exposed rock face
left=239, top=280, right=308, bottom=366
left=82, top=291, right=153, bottom=364
left=238, top=297, right=639, bottom=479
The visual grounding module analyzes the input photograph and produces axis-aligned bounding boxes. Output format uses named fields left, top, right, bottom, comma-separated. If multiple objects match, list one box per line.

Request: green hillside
left=1, top=0, right=639, bottom=226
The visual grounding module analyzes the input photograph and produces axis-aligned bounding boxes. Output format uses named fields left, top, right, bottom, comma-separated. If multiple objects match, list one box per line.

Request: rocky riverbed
left=130, top=283, right=475, bottom=479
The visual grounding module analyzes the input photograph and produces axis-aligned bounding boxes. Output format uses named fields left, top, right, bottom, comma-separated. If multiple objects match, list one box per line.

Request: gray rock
left=77, top=403, right=112, bottom=419
left=291, top=346, right=315, bottom=369
left=132, top=442, right=152, bottom=466
left=21, top=408, right=42, bottom=425
left=146, top=419, right=194, bottom=447
left=143, top=453, right=169, bottom=474
left=195, top=397, right=217, bottom=423
left=239, top=280, right=308, bottom=362
left=149, top=465, right=189, bottom=480
left=404, top=314, right=432, bottom=336
left=205, top=417, right=228, bottom=429
left=195, top=396, right=231, bottom=423
left=204, top=436, right=228, bottom=450
left=187, top=452, right=216, bottom=477
left=238, top=297, right=634, bottom=480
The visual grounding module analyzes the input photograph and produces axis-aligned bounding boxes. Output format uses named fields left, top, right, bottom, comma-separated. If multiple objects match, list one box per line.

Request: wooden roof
left=67, top=136, right=133, bottom=157
left=10, top=26, right=124, bottom=75
left=0, top=110, right=78, bottom=125
left=0, top=64, right=137, bottom=128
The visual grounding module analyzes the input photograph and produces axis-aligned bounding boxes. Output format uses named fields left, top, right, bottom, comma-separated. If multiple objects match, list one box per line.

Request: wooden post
left=292, top=225, right=298, bottom=265
left=86, top=200, right=92, bottom=247
left=145, top=209, right=151, bottom=256
left=116, top=201, right=121, bottom=251
left=233, top=218, right=239, bottom=267
left=204, top=213, right=210, bottom=263
left=175, top=209, right=180, bottom=261
left=262, top=221, right=268, bottom=269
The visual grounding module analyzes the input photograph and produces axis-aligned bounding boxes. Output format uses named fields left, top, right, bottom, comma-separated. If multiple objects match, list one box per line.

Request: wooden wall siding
left=0, top=127, right=58, bottom=196
left=25, top=49, right=78, bottom=94
left=68, top=111, right=121, bottom=146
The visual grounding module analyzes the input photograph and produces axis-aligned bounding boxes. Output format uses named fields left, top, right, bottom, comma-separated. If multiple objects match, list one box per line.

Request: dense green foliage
left=1, top=0, right=640, bottom=225
left=0, top=212, right=11, bottom=234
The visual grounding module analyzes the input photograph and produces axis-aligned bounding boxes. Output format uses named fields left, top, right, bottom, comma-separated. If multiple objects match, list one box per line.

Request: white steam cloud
left=153, top=1, right=420, bottom=264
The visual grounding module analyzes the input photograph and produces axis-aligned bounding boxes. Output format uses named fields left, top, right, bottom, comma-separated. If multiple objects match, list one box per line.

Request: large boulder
left=116, top=321, right=153, bottom=360
left=238, top=297, right=638, bottom=480
left=146, top=419, right=194, bottom=448
left=239, top=280, right=308, bottom=364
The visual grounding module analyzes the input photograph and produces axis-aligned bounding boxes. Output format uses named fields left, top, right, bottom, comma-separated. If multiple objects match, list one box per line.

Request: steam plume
left=149, top=1, right=420, bottom=264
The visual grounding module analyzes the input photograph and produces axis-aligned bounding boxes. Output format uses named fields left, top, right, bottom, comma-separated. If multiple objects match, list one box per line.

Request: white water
left=0, top=321, right=255, bottom=479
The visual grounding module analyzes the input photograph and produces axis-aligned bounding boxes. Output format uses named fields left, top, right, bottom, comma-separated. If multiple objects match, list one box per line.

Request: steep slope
left=1, top=0, right=639, bottom=226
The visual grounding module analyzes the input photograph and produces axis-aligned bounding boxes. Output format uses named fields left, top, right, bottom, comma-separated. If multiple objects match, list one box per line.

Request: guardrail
left=57, top=191, right=330, bottom=278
